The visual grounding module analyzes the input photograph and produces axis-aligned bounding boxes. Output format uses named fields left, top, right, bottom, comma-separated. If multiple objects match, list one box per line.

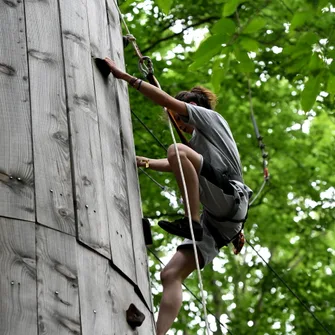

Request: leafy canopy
left=119, top=0, right=335, bottom=334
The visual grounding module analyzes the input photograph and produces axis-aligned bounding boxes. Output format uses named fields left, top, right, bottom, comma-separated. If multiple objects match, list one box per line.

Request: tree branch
left=141, top=15, right=220, bottom=54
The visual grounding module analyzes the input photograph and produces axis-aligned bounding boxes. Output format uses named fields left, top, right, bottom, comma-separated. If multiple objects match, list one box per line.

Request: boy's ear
left=189, top=101, right=197, bottom=106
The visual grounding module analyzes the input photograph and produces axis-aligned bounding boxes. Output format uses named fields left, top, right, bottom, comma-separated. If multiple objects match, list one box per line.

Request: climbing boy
left=104, top=58, right=252, bottom=335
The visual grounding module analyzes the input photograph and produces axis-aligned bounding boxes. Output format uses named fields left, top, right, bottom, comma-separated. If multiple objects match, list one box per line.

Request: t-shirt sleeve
left=180, top=103, right=220, bottom=131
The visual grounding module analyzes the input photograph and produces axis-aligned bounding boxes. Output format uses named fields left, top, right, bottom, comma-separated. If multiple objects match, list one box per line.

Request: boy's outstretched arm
left=104, top=58, right=188, bottom=117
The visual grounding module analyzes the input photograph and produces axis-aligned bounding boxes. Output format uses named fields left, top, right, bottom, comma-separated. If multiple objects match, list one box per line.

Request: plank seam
left=56, top=0, right=80, bottom=241
left=76, top=238, right=153, bottom=314
left=85, top=6, right=113, bottom=263
left=22, top=0, right=37, bottom=224
left=56, top=5, right=85, bottom=332
left=0, top=214, right=34, bottom=224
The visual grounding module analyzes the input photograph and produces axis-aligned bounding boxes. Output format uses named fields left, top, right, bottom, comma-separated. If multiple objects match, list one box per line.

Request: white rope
left=165, top=108, right=211, bottom=335
left=249, top=179, right=266, bottom=206
left=111, top=1, right=211, bottom=332
left=113, top=0, right=131, bottom=35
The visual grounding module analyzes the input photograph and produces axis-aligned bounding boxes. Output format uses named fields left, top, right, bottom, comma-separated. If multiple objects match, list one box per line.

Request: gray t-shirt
left=185, top=103, right=243, bottom=178
left=183, top=103, right=252, bottom=218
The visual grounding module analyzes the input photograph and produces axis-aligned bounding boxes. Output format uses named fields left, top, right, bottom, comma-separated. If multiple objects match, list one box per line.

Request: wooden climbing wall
left=0, top=0, right=155, bottom=334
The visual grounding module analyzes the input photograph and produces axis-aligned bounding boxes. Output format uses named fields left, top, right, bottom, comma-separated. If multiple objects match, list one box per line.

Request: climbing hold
left=123, top=36, right=130, bottom=48
left=126, top=303, right=145, bottom=329
left=94, top=57, right=110, bottom=78
left=142, top=218, right=153, bottom=246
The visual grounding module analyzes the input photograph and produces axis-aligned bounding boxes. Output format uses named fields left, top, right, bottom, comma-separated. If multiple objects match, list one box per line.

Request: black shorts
left=200, top=159, right=235, bottom=196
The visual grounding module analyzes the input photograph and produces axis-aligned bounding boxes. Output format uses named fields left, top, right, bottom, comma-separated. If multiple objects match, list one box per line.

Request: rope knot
left=125, top=33, right=136, bottom=41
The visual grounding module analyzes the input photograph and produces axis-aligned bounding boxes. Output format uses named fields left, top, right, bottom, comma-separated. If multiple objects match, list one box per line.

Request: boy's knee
left=160, top=267, right=181, bottom=286
left=167, top=144, right=187, bottom=162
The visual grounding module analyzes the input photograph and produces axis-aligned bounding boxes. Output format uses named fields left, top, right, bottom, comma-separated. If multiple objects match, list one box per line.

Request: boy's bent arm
left=147, top=158, right=172, bottom=172
left=137, top=156, right=172, bottom=172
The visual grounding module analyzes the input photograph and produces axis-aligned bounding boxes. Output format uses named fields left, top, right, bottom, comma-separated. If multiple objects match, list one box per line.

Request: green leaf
left=243, top=17, right=267, bottom=34
left=223, top=51, right=231, bottom=74
left=286, top=57, right=309, bottom=74
left=308, top=53, right=324, bottom=72
left=222, top=0, right=239, bottom=17
left=301, top=75, right=321, bottom=111
left=212, top=18, right=236, bottom=36
left=156, top=0, right=173, bottom=14
left=298, top=32, right=319, bottom=46
left=189, top=52, right=218, bottom=71
left=240, top=37, right=259, bottom=52
left=327, top=74, right=335, bottom=94
left=330, top=61, right=335, bottom=74
left=212, top=68, right=223, bottom=93
left=318, top=0, right=330, bottom=10
left=327, top=50, right=335, bottom=59
left=290, top=11, right=313, bottom=30
left=193, top=34, right=229, bottom=60
left=211, top=54, right=231, bottom=92
left=283, top=44, right=311, bottom=58
left=234, top=49, right=254, bottom=73
left=120, top=0, right=139, bottom=10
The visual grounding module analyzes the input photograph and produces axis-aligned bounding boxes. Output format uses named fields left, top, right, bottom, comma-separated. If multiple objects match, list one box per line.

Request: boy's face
left=173, top=113, right=194, bottom=134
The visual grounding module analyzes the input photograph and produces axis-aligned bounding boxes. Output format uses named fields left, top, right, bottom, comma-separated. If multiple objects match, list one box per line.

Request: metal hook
left=138, top=56, right=154, bottom=78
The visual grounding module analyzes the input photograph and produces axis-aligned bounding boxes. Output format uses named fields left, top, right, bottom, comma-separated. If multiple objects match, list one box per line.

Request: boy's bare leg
left=156, top=248, right=203, bottom=335
left=167, top=144, right=202, bottom=222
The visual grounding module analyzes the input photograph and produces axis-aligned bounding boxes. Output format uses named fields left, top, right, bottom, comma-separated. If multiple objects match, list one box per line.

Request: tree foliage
left=119, top=0, right=335, bottom=333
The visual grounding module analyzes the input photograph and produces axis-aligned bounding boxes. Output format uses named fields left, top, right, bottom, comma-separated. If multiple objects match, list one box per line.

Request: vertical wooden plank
left=86, top=0, right=136, bottom=283
left=77, top=244, right=155, bottom=335
left=25, top=0, right=75, bottom=235
left=36, top=226, right=80, bottom=334
left=0, top=218, right=37, bottom=335
left=108, top=264, right=156, bottom=335
left=0, top=0, right=34, bottom=221
left=58, top=0, right=111, bottom=258
left=106, top=0, right=153, bottom=308
left=76, top=244, right=112, bottom=334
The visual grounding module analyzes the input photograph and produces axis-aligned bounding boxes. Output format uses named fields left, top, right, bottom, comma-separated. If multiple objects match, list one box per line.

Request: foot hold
left=126, top=303, right=145, bottom=329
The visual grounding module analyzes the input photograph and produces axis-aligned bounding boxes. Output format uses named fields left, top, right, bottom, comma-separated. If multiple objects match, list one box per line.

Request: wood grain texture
left=87, top=0, right=136, bottom=283
left=36, top=225, right=80, bottom=335
left=107, top=0, right=153, bottom=309
left=25, top=0, right=75, bottom=235
left=0, top=0, right=35, bottom=221
left=77, top=244, right=155, bottom=335
left=58, top=0, right=111, bottom=258
left=0, top=218, right=37, bottom=335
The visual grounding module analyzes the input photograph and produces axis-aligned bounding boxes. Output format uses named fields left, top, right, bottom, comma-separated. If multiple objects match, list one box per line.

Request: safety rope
left=113, top=0, right=189, bottom=145
left=246, top=239, right=333, bottom=335
left=112, top=1, right=211, bottom=333
left=131, top=109, right=168, bottom=151
left=247, top=76, right=269, bottom=206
